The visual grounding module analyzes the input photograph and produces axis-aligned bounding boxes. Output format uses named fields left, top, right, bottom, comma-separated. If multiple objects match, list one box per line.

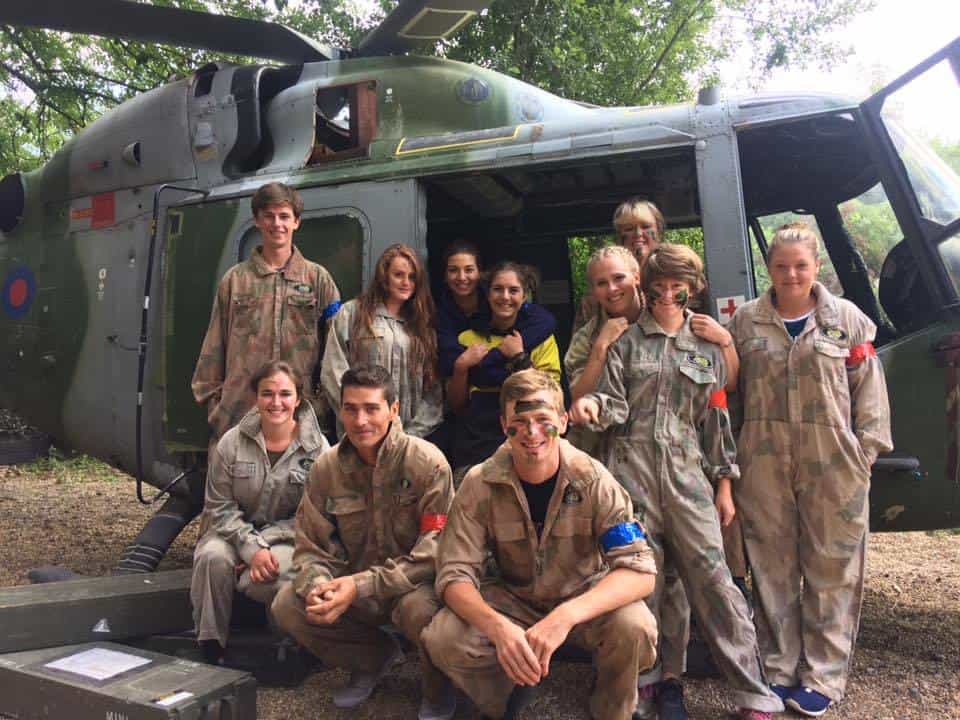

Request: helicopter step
left=0, top=641, right=256, bottom=720
left=0, top=569, right=193, bottom=654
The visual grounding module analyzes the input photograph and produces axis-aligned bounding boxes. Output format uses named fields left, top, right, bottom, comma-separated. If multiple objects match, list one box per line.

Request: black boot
left=199, top=639, right=224, bottom=665
left=656, top=679, right=689, bottom=720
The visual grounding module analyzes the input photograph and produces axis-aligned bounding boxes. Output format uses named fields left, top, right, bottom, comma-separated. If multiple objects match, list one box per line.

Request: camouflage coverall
left=585, top=309, right=782, bottom=713
left=270, top=421, right=454, bottom=702
left=422, top=441, right=659, bottom=720
left=565, top=312, right=687, bottom=678
left=729, top=282, right=892, bottom=701
left=321, top=298, right=443, bottom=439
left=192, top=245, right=340, bottom=441
left=191, top=403, right=329, bottom=647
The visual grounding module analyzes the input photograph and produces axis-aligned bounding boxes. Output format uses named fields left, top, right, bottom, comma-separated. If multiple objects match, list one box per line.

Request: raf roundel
left=2, top=265, right=36, bottom=319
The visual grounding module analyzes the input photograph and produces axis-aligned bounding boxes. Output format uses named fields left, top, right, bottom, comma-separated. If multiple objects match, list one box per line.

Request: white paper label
left=155, top=691, right=194, bottom=707
left=44, top=648, right=151, bottom=681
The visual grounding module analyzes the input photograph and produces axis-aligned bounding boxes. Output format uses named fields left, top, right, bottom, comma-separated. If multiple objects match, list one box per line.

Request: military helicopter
left=1, top=0, right=959, bottom=572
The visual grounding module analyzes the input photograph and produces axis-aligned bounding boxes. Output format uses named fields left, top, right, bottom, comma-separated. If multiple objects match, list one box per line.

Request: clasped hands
left=304, top=575, right=358, bottom=625
left=490, top=605, right=575, bottom=687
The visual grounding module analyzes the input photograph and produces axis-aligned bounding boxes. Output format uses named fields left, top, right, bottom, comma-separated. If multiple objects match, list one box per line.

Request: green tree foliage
left=1, top=0, right=871, bottom=175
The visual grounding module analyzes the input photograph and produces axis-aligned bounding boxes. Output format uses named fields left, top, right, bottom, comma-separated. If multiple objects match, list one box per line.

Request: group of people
left=186, top=181, right=892, bottom=720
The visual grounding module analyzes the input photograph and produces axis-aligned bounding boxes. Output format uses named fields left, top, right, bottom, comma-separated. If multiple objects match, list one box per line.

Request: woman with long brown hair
left=321, top=243, right=442, bottom=439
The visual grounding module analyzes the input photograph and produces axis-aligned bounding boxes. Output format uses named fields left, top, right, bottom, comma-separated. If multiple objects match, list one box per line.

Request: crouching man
left=422, top=369, right=658, bottom=720
left=271, top=364, right=456, bottom=719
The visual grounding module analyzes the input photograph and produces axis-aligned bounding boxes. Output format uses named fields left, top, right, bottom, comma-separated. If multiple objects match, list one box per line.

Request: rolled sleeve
left=435, top=468, right=489, bottom=600
left=593, top=474, right=657, bottom=577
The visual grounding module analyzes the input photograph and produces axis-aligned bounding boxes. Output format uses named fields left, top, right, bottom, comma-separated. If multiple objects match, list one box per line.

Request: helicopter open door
left=857, top=36, right=960, bottom=529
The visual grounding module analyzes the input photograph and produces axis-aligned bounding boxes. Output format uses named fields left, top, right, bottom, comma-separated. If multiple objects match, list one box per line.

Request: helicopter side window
left=239, top=213, right=364, bottom=299
left=309, top=82, right=378, bottom=165
left=749, top=213, right=842, bottom=297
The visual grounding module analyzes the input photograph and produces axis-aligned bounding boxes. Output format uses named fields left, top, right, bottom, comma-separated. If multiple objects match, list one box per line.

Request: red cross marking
left=719, top=298, right=738, bottom=317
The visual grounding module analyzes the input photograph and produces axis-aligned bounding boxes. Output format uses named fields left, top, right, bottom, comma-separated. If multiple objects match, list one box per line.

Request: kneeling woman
left=571, top=244, right=782, bottom=720
left=191, top=360, right=329, bottom=663
left=729, top=223, right=891, bottom=717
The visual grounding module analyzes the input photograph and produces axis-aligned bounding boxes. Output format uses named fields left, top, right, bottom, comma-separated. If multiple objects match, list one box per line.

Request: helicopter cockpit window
left=878, top=59, right=960, bottom=229
left=309, top=82, right=378, bottom=165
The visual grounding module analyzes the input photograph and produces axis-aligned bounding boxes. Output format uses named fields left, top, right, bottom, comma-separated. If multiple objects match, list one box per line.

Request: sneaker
left=633, top=683, right=657, bottom=720
left=656, top=679, right=689, bottom=720
left=737, top=710, right=772, bottom=720
left=770, top=683, right=794, bottom=702
left=331, top=644, right=403, bottom=708
left=786, top=686, right=832, bottom=717
left=419, top=680, right=457, bottom=720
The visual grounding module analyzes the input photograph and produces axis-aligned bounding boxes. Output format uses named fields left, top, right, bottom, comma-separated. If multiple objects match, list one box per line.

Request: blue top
left=436, top=285, right=557, bottom=386
left=783, top=314, right=811, bottom=339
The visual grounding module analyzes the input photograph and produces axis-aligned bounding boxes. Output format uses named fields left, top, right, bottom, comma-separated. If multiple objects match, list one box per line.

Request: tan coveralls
left=422, top=441, right=659, bottom=720
left=192, top=245, right=340, bottom=440
left=271, top=421, right=454, bottom=702
left=191, top=403, right=329, bottom=646
left=585, top=310, right=782, bottom=713
left=321, top=299, right=443, bottom=439
left=729, top=282, right=892, bottom=701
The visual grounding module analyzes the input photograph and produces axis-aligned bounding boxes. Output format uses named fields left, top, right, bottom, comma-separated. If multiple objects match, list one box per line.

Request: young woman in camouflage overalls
left=571, top=244, right=782, bottom=720
left=322, top=243, right=443, bottom=440
left=728, top=223, right=892, bottom=717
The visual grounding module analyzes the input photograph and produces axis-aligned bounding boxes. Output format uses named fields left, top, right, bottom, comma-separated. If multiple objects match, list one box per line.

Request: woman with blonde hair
left=729, top=223, right=891, bottom=716
left=322, top=243, right=442, bottom=439
left=571, top=243, right=783, bottom=720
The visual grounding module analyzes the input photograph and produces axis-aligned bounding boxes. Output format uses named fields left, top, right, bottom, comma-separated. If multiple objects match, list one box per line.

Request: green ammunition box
left=0, top=571, right=193, bottom=653
left=0, top=642, right=255, bottom=720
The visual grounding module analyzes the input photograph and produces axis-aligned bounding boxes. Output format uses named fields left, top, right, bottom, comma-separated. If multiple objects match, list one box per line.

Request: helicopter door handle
left=932, top=331, right=960, bottom=367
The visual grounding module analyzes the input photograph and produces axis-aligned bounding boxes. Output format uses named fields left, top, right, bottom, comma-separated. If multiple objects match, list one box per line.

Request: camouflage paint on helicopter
left=0, top=1, right=958, bottom=538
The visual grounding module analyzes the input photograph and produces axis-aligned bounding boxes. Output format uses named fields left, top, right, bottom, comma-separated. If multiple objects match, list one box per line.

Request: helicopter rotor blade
left=358, top=0, right=491, bottom=57
left=0, top=0, right=338, bottom=64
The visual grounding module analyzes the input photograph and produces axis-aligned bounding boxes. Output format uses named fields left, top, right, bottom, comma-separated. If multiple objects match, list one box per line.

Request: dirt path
left=1, top=464, right=958, bottom=719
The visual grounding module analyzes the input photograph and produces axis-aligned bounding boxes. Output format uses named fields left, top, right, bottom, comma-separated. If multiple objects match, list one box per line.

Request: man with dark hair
left=272, top=363, right=456, bottom=720
left=192, top=181, right=340, bottom=443
left=422, top=369, right=658, bottom=720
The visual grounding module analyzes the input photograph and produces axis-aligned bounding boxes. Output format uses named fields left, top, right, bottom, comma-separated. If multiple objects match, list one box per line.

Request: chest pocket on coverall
left=492, top=519, right=531, bottom=583
left=230, top=296, right=258, bottom=339
left=326, top=494, right=368, bottom=551
left=392, top=490, right=421, bottom=548
left=227, top=461, right=262, bottom=511
left=627, top=361, right=660, bottom=418
left=286, top=295, right=318, bottom=336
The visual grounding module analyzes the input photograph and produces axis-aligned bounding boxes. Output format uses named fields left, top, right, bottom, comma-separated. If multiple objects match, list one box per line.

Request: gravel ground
left=1, top=460, right=958, bottom=719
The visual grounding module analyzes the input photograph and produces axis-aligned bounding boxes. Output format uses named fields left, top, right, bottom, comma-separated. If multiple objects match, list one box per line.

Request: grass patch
left=926, top=527, right=960, bottom=537
left=20, top=448, right=124, bottom=484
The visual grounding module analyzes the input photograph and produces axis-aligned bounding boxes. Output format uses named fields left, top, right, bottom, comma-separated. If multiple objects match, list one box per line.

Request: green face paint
left=543, top=423, right=559, bottom=438
left=506, top=426, right=518, bottom=437
left=675, top=288, right=689, bottom=307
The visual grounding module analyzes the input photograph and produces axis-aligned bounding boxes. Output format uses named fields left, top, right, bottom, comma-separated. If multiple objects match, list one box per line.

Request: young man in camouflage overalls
left=423, top=369, right=658, bottom=720
left=271, top=364, right=456, bottom=720
left=192, top=182, right=340, bottom=444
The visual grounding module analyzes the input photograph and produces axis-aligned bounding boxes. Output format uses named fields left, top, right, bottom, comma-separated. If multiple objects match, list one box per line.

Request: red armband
left=420, top=514, right=447, bottom=534
left=708, top=389, right=728, bottom=409
left=846, top=342, right=877, bottom=367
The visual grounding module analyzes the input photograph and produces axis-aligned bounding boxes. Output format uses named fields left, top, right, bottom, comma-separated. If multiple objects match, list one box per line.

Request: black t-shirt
left=520, top=471, right=558, bottom=538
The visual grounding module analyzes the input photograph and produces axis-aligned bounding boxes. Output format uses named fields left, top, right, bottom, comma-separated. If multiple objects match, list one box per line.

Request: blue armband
left=600, top=522, right=646, bottom=553
left=322, top=300, right=342, bottom=320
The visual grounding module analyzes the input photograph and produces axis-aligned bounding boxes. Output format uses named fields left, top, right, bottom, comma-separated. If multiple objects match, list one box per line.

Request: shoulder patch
left=294, top=283, right=313, bottom=294
left=562, top=486, right=583, bottom=505
left=821, top=326, right=848, bottom=342
left=299, top=458, right=314, bottom=471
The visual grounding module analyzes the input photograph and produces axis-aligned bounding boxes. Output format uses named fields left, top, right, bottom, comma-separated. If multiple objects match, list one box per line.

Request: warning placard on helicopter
left=716, top=295, right=745, bottom=325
